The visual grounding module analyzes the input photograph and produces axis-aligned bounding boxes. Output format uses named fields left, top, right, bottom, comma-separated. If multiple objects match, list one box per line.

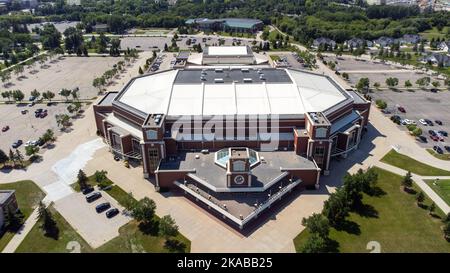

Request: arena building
left=93, top=64, right=370, bottom=230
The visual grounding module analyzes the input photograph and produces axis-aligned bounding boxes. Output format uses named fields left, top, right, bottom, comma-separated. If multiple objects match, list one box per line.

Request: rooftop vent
left=243, top=78, right=252, bottom=83
left=215, top=68, right=223, bottom=73
left=214, top=78, right=224, bottom=83
left=241, top=68, right=249, bottom=72
left=200, top=76, right=206, bottom=81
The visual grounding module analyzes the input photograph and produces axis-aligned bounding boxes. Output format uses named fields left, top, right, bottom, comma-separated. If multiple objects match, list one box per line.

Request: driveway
left=54, top=191, right=131, bottom=249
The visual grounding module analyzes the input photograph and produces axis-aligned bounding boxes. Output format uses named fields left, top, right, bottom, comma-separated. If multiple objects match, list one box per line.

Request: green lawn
left=294, top=168, right=450, bottom=253
left=0, top=180, right=45, bottom=252
left=419, top=27, right=449, bottom=40
left=381, top=149, right=450, bottom=176
left=269, top=55, right=280, bottom=61
left=425, top=179, right=450, bottom=206
left=427, top=149, right=450, bottom=161
left=96, top=220, right=190, bottom=253
left=16, top=205, right=93, bottom=253
left=71, top=174, right=113, bottom=192
left=103, top=185, right=133, bottom=208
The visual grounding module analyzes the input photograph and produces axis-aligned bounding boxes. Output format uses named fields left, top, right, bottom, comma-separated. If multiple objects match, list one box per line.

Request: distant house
left=373, top=36, right=395, bottom=47
left=420, top=53, right=450, bottom=67
left=438, top=41, right=450, bottom=53
left=93, top=24, right=108, bottom=33
left=344, top=38, right=373, bottom=48
left=312, top=37, right=336, bottom=49
left=0, top=190, right=19, bottom=230
left=398, top=34, right=421, bottom=44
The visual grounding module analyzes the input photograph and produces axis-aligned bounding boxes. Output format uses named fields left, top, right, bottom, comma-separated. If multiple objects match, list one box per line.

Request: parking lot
left=0, top=103, right=70, bottom=154
left=1, top=56, right=122, bottom=101
left=268, top=51, right=308, bottom=69
left=120, top=35, right=254, bottom=52
left=373, top=89, right=450, bottom=153
left=322, top=55, right=445, bottom=88
left=54, top=190, right=131, bottom=248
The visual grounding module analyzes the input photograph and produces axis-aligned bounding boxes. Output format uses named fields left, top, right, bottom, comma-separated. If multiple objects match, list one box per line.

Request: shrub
left=375, top=99, right=387, bottom=109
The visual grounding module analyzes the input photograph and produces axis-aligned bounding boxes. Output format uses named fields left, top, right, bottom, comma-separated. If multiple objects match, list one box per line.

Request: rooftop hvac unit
left=215, top=68, right=223, bottom=72
left=243, top=78, right=252, bottom=83
left=241, top=68, right=249, bottom=72
left=214, top=78, right=224, bottom=83
left=200, top=76, right=206, bottom=81
left=154, top=118, right=160, bottom=124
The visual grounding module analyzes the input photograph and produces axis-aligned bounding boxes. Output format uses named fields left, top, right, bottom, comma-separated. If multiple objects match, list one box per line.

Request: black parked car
left=81, top=187, right=94, bottom=195
left=12, top=140, right=23, bottom=148
left=418, top=136, right=427, bottom=143
left=433, top=146, right=443, bottom=154
left=445, top=146, right=450, bottom=152
left=438, top=130, right=448, bottom=137
left=95, top=202, right=111, bottom=213
left=435, top=120, right=443, bottom=125
left=428, top=130, right=436, bottom=136
left=106, top=208, right=119, bottom=218
left=85, top=192, right=101, bottom=203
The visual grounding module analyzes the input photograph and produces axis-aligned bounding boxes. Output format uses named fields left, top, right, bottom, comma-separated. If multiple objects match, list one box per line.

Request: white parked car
left=24, top=140, right=38, bottom=147
left=419, top=119, right=428, bottom=126
left=401, top=119, right=416, bottom=126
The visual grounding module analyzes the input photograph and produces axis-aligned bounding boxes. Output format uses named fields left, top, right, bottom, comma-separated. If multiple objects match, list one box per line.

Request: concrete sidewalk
left=2, top=207, right=39, bottom=253
left=374, top=161, right=450, bottom=214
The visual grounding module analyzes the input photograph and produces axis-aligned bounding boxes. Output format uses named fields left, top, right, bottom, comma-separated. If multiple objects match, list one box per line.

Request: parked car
left=419, top=119, right=428, bottom=126
left=12, top=140, right=23, bottom=148
left=39, top=111, right=48, bottom=118
left=95, top=202, right=111, bottom=213
left=2, top=125, right=9, bottom=132
left=428, top=130, right=436, bottom=136
left=381, top=109, right=391, bottom=114
left=401, top=119, right=416, bottom=125
left=430, top=135, right=439, bottom=141
left=398, top=106, right=406, bottom=113
left=28, top=102, right=35, bottom=107
left=106, top=208, right=119, bottom=218
left=445, top=146, right=450, bottom=152
left=81, top=187, right=94, bottom=195
left=36, top=138, right=45, bottom=146
left=85, top=192, right=102, bottom=203
left=29, top=96, right=36, bottom=101
left=21, top=109, right=28, bottom=114
left=430, top=88, right=438, bottom=93
left=433, top=146, right=443, bottom=154
left=435, top=120, right=443, bottom=125
left=438, top=130, right=448, bottom=137
left=425, top=119, right=434, bottom=126
left=417, top=135, right=427, bottom=143
left=25, top=140, right=38, bottom=147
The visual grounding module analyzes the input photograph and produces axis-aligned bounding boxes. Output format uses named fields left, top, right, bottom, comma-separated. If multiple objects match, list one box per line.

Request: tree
left=164, top=43, right=168, bottom=52
left=94, top=170, right=108, bottom=183
left=55, top=114, right=70, bottom=130
left=131, top=197, right=156, bottom=226
left=42, top=90, right=55, bottom=102
left=14, top=149, right=23, bottom=165
left=42, top=129, right=55, bottom=145
left=138, top=66, right=144, bottom=75
left=373, top=82, right=380, bottom=90
left=431, top=81, right=440, bottom=88
left=342, top=72, right=349, bottom=80
left=356, top=77, right=370, bottom=93
left=1, top=91, right=12, bottom=101
left=404, top=80, right=412, bottom=89
left=301, top=233, right=328, bottom=253
left=12, top=90, right=24, bottom=102
left=323, top=188, right=349, bottom=227
left=429, top=202, right=436, bottom=215
left=71, top=88, right=79, bottom=101
left=4, top=208, right=23, bottom=231
left=385, top=77, right=399, bottom=89
left=30, top=89, right=40, bottom=98
left=0, top=149, right=8, bottom=166
left=444, top=222, right=450, bottom=240
left=77, top=169, right=88, bottom=190
left=159, top=215, right=179, bottom=238
left=59, top=88, right=71, bottom=101
left=401, top=171, right=413, bottom=191
left=9, top=149, right=15, bottom=166
left=1, top=71, right=11, bottom=87
left=37, top=201, right=59, bottom=239
left=301, top=213, right=329, bottom=239
left=416, top=77, right=431, bottom=88
left=109, top=38, right=121, bottom=57
left=41, top=24, right=62, bottom=50
left=416, top=191, right=425, bottom=205
left=25, top=145, right=39, bottom=160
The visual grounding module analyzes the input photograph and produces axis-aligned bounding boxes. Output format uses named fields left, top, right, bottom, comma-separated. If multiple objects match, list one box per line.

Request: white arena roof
left=114, top=68, right=351, bottom=119
left=206, top=46, right=249, bottom=56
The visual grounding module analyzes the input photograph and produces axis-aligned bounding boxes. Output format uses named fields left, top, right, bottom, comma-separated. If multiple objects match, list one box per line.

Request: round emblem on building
left=234, top=175, right=245, bottom=185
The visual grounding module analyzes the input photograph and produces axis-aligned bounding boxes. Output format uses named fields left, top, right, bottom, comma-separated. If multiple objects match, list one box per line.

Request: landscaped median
left=294, top=168, right=450, bottom=253
left=426, top=149, right=450, bottom=161
left=0, top=180, right=45, bottom=252
left=381, top=149, right=450, bottom=176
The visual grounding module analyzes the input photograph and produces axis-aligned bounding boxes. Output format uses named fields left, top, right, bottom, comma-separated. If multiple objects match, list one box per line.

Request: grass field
left=381, top=149, right=450, bottom=176
left=71, top=174, right=113, bottom=192
left=420, top=27, right=449, bottom=40
left=294, top=168, right=450, bottom=253
left=427, top=149, right=450, bottom=161
left=0, top=180, right=45, bottom=252
left=425, top=179, right=450, bottom=206
left=95, top=220, right=190, bottom=253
